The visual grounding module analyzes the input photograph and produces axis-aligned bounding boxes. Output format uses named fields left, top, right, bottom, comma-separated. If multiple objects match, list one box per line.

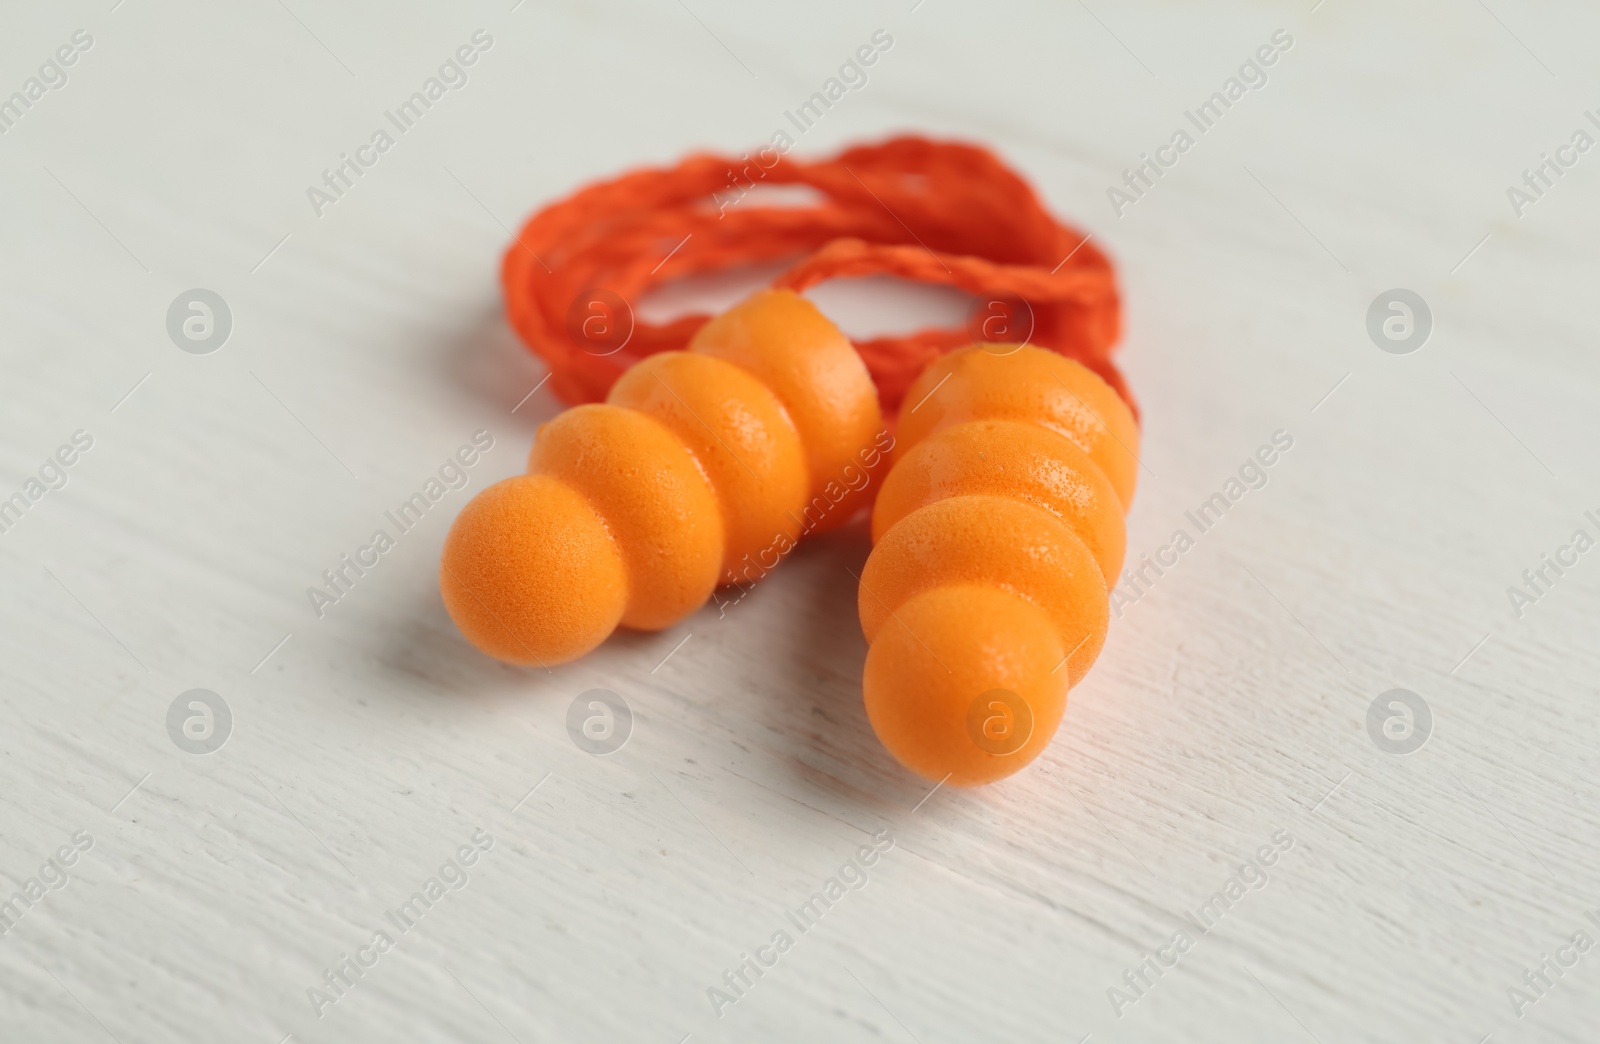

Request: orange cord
left=501, top=135, right=1131, bottom=419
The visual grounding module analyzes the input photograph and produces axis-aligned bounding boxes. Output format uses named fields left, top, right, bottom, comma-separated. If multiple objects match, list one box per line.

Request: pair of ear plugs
left=441, top=289, right=1138, bottom=785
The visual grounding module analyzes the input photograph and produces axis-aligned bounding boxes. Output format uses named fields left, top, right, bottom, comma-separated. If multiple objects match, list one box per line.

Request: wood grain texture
left=3, top=1, right=1599, bottom=1041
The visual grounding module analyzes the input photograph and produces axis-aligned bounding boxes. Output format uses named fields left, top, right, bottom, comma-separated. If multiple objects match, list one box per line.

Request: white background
left=3, top=1, right=1599, bottom=1041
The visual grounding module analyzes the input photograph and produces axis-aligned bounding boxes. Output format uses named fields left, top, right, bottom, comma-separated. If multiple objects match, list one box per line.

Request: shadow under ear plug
left=859, top=345, right=1139, bottom=785
left=441, top=290, right=886, bottom=667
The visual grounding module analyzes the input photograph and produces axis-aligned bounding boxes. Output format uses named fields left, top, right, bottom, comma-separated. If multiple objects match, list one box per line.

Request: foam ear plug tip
left=440, top=290, right=886, bottom=666
left=861, top=345, right=1139, bottom=785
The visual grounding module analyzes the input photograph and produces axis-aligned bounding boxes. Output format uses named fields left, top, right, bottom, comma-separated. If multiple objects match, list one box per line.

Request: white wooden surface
left=4, top=1, right=1600, bottom=1041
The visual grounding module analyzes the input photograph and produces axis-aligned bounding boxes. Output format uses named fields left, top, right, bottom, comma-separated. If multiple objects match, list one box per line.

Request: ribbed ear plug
left=859, top=345, right=1140, bottom=785
left=440, top=289, right=886, bottom=667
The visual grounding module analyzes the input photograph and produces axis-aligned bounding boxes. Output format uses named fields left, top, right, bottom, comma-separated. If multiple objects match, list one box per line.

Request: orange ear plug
left=441, top=290, right=885, bottom=667
left=860, top=345, right=1139, bottom=785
